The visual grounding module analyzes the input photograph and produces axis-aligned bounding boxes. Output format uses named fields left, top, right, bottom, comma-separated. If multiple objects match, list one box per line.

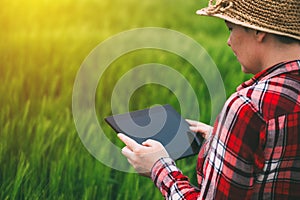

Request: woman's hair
left=274, top=35, right=300, bottom=44
left=243, top=26, right=300, bottom=44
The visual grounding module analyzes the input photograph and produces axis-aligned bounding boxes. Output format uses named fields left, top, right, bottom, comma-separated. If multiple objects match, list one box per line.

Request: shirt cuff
left=151, top=157, right=181, bottom=189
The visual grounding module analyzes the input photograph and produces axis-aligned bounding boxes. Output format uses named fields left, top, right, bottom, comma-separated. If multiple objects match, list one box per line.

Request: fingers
left=186, top=119, right=208, bottom=128
left=117, top=134, right=170, bottom=177
left=121, top=146, right=133, bottom=157
left=142, top=139, right=158, bottom=147
left=185, top=119, right=213, bottom=140
left=186, top=119, right=200, bottom=132
left=185, top=119, right=199, bottom=126
left=118, top=134, right=160, bottom=150
left=186, top=119, right=211, bottom=131
left=189, top=126, right=200, bottom=132
left=186, top=119, right=206, bottom=132
left=118, top=133, right=140, bottom=151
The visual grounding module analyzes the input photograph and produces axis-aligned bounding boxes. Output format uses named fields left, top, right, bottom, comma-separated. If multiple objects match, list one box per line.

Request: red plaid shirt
left=151, top=60, right=300, bottom=199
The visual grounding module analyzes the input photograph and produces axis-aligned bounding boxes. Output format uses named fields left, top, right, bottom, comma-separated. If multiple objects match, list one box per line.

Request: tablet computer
left=105, top=104, right=202, bottom=160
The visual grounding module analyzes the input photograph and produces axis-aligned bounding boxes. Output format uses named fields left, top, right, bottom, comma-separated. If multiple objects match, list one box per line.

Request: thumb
left=142, top=139, right=157, bottom=147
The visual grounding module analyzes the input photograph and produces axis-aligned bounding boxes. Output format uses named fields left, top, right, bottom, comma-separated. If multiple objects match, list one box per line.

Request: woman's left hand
left=118, top=133, right=169, bottom=177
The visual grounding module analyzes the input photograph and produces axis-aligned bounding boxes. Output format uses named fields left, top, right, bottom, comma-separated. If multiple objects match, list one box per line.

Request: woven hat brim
left=196, top=9, right=300, bottom=41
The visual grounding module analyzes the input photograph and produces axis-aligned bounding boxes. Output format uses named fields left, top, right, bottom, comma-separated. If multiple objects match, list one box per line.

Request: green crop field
left=0, top=0, right=252, bottom=199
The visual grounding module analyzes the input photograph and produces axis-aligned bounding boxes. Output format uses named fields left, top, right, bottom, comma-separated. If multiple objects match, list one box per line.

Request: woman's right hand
left=186, top=119, right=213, bottom=140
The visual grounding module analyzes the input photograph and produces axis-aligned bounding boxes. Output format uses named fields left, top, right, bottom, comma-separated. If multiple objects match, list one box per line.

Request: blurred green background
left=0, top=0, right=251, bottom=199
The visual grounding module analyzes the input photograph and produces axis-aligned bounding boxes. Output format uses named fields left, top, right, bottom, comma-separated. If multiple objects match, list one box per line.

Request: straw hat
left=196, top=0, right=300, bottom=41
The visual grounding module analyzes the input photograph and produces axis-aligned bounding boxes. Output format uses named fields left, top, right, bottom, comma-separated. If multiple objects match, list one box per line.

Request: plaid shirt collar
left=237, top=60, right=300, bottom=92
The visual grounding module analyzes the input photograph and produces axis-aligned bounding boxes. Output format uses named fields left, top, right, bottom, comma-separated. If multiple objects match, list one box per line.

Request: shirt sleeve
left=151, top=157, right=200, bottom=200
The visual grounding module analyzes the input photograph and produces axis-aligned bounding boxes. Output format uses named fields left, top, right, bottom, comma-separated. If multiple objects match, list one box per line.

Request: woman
left=119, top=0, right=300, bottom=199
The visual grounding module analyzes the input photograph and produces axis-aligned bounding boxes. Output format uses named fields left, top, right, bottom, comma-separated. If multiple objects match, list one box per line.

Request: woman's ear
left=255, top=30, right=267, bottom=42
